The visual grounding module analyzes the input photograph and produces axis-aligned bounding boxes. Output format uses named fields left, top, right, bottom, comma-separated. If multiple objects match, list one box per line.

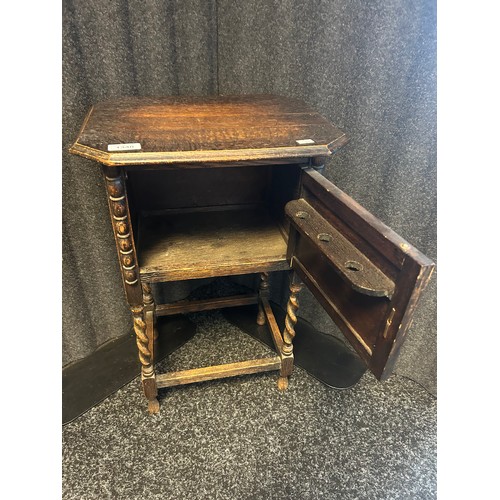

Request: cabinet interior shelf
left=137, top=206, right=289, bottom=282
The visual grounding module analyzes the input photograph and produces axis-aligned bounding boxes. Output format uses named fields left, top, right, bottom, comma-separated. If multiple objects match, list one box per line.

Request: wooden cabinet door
left=285, top=168, right=434, bottom=380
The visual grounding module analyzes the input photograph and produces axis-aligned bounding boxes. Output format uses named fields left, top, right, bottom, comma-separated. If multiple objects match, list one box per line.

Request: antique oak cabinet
left=70, top=95, right=434, bottom=414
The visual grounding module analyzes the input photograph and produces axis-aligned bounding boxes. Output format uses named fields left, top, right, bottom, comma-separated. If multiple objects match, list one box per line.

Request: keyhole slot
left=345, top=260, right=363, bottom=272
left=317, top=233, right=332, bottom=242
left=295, top=211, right=309, bottom=219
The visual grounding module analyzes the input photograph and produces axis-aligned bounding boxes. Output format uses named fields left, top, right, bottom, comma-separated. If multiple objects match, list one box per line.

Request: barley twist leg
left=278, top=274, right=302, bottom=391
left=131, top=282, right=159, bottom=414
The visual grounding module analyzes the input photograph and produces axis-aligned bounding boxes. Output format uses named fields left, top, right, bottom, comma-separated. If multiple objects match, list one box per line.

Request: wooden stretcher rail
left=155, top=294, right=258, bottom=316
left=155, top=356, right=282, bottom=388
left=261, top=298, right=284, bottom=352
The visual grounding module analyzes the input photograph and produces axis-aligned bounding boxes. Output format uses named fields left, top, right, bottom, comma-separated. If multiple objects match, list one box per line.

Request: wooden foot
left=148, top=398, right=160, bottom=414
left=277, top=376, right=289, bottom=391
left=257, top=272, right=270, bottom=325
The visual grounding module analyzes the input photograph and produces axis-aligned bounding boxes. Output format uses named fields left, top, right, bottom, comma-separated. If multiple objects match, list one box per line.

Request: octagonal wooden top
left=69, top=95, right=348, bottom=166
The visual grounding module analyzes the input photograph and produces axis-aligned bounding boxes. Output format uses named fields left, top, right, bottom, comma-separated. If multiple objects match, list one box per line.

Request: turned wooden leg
left=145, top=283, right=160, bottom=343
left=143, top=282, right=158, bottom=343
left=278, top=273, right=302, bottom=391
left=257, top=272, right=270, bottom=326
left=103, top=167, right=158, bottom=413
left=131, top=282, right=159, bottom=414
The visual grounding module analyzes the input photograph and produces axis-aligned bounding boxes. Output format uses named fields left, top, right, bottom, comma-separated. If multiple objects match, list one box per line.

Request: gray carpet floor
left=62, top=311, right=436, bottom=500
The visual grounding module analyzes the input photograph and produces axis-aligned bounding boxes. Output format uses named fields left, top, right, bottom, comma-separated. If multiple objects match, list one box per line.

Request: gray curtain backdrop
left=63, top=0, right=436, bottom=394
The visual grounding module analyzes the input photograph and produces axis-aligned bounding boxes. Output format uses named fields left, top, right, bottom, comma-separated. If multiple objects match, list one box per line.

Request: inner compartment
left=125, top=164, right=302, bottom=282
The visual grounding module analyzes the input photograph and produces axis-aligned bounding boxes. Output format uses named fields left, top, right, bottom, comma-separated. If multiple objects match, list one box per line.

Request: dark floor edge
left=62, top=315, right=197, bottom=425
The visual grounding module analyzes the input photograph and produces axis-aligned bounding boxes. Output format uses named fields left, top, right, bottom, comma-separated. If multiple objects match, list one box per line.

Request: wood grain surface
left=285, top=198, right=395, bottom=298
left=137, top=206, right=289, bottom=282
left=69, top=95, right=348, bottom=166
left=155, top=356, right=282, bottom=388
